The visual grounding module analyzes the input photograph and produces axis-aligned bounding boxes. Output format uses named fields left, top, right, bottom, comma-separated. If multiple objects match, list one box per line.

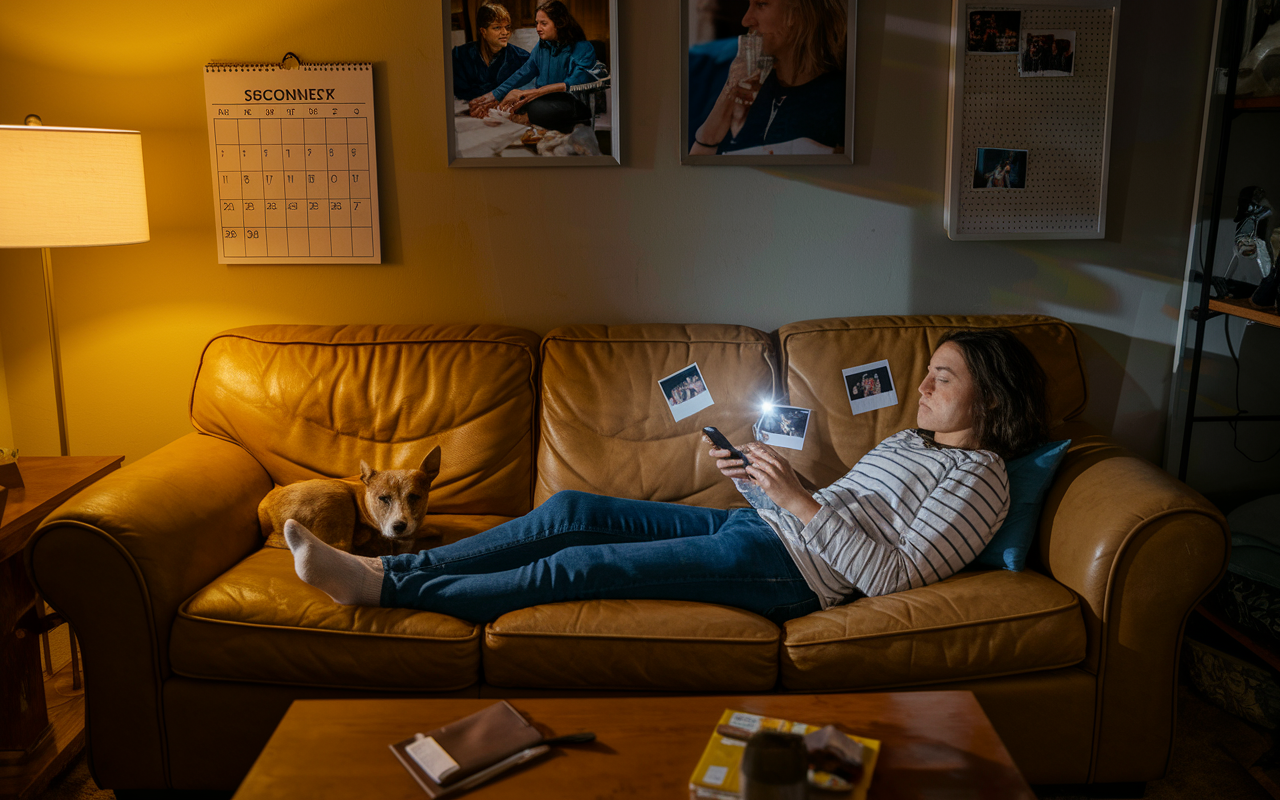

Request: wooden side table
left=0, top=456, right=123, bottom=800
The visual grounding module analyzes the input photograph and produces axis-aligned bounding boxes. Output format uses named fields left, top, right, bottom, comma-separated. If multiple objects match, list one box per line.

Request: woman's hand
left=741, top=442, right=821, bottom=524
left=499, top=88, right=532, bottom=111
left=703, top=434, right=750, bottom=479
left=469, top=92, right=495, bottom=112
left=690, top=56, right=760, bottom=153
left=470, top=100, right=499, bottom=118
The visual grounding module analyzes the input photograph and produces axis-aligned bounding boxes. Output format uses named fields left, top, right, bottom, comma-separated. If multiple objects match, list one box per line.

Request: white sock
left=284, top=519, right=384, bottom=606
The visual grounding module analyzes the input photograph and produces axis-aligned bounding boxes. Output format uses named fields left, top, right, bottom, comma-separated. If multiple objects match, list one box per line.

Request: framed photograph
left=842, top=360, right=898, bottom=416
left=1020, top=29, right=1075, bottom=77
left=442, top=0, right=620, bottom=165
left=754, top=405, right=812, bottom=450
left=973, top=147, right=1027, bottom=189
left=659, top=363, right=715, bottom=422
left=966, top=9, right=1020, bottom=53
left=681, top=0, right=856, bottom=165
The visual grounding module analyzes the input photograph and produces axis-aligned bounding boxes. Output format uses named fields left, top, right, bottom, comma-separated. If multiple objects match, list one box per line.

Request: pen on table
left=446, top=745, right=551, bottom=794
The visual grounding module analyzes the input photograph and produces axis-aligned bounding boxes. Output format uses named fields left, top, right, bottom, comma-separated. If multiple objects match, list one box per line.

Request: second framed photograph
left=681, top=0, right=856, bottom=165
left=442, top=0, right=620, bottom=165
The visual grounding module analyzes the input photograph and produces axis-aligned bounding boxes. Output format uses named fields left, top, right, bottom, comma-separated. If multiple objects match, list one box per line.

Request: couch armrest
left=1038, top=425, right=1228, bottom=783
left=25, top=432, right=271, bottom=790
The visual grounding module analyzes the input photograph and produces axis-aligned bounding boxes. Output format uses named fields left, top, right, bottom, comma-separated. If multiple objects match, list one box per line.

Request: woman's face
left=480, top=20, right=512, bottom=51
left=535, top=10, right=558, bottom=41
left=917, top=342, right=979, bottom=448
left=741, top=0, right=791, bottom=57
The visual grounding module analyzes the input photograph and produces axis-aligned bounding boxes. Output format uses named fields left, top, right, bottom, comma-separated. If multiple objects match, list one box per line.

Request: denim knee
left=538, top=489, right=593, bottom=516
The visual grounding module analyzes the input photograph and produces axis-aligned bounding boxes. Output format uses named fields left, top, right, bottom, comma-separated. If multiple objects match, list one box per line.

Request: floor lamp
left=0, top=116, right=149, bottom=691
left=0, top=116, right=150, bottom=456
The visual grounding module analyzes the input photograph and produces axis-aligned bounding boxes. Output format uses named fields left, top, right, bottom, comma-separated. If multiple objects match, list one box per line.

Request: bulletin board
left=944, top=1, right=1120, bottom=240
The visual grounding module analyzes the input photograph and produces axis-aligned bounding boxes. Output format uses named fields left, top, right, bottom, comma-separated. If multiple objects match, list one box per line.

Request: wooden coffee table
left=233, top=692, right=1034, bottom=799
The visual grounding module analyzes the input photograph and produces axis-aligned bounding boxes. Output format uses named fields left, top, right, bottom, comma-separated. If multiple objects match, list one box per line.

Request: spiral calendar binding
left=204, top=54, right=371, bottom=73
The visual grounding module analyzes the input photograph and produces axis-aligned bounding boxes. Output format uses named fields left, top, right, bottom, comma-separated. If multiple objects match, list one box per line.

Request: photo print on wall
left=443, top=0, right=619, bottom=164
left=1020, top=30, right=1075, bottom=77
left=967, top=9, right=1020, bottom=53
left=843, top=360, right=898, bottom=416
left=681, top=0, right=855, bottom=163
left=973, top=148, right=1028, bottom=189
left=660, top=363, right=715, bottom=422
left=754, top=405, right=812, bottom=450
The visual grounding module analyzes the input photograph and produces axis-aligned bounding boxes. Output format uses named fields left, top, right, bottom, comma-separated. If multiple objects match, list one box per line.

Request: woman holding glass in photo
left=469, top=0, right=599, bottom=134
left=691, top=0, right=847, bottom=155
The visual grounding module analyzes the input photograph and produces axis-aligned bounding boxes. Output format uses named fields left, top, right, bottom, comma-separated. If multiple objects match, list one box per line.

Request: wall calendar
left=202, top=59, right=381, bottom=263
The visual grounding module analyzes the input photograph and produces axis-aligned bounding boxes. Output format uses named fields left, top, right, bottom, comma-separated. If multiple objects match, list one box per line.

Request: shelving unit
left=1177, top=0, right=1280, bottom=480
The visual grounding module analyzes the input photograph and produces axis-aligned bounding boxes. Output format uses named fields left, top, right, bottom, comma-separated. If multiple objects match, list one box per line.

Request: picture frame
left=944, top=0, right=1120, bottom=240
left=442, top=0, right=620, bottom=166
left=680, top=0, right=856, bottom=165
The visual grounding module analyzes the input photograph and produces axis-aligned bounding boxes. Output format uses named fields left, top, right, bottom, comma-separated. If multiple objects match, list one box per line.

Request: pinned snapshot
left=754, top=405, right=812, bottom=451
left=843, top=360, right=898, bottom=417
left=1020, top=30, right=1075, bottom=77
left=973, top=148, right=1028, bottom=189
left=659, top=363, right=714, bottom=422
left=967, top=10, right=1020, bottom=54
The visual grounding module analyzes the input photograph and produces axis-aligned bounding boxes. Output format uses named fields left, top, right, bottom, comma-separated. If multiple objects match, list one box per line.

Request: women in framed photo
left=683, top=0, right=855, bottom=164
left=444, top=0, right=619, bottom=165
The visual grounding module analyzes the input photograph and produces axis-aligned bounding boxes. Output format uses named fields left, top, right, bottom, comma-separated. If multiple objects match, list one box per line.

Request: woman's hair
left=536, top=0, right=587, bottom=46
left=784, top=0, right=847, bottom=80
left=476, top=2, right=511, bottom=29
left=937, top=328, right=1049, bottom=460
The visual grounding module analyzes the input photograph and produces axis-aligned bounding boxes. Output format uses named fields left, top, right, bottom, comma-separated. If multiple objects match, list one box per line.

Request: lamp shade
left=0, top=125, right=149, bottom=248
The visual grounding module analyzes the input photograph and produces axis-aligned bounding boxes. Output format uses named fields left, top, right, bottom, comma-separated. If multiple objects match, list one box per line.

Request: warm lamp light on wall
left=0, top=116, right=149, bottom=456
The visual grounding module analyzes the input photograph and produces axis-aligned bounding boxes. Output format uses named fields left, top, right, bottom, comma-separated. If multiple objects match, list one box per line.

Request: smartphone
left=703, top=426, right=751, bottom=467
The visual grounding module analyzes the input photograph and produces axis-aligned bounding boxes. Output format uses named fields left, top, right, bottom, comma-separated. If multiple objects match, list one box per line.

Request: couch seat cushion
left=171, top=548, right=480, bottom=691
left=484, top=599, right=780, bottom=691
left=780, top=569, right=1085, bottom=691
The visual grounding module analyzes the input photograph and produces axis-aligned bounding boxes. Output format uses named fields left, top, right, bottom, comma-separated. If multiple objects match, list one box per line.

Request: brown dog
left=259, top=446, right=442, bottom=556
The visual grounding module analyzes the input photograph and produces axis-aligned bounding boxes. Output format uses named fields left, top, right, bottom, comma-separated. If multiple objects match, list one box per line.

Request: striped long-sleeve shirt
left=738, top=429, right=1009, bottom=609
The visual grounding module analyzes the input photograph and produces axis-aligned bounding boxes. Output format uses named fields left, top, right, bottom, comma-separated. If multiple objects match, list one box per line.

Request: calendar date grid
left=212, top=105, right=375, bottom=260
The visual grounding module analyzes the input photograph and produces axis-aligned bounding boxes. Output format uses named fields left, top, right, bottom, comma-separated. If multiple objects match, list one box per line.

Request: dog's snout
left=393, top=521, right=408, bottom=534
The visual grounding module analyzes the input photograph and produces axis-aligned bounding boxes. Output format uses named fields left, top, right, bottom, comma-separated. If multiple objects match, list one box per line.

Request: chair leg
left=36, top=603, right=54, bottom=676
left=69, top=625, right=82, bottom=690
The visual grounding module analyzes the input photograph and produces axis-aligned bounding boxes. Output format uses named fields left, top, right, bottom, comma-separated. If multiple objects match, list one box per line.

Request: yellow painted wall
left=0, top=0, right=1215, bottom=466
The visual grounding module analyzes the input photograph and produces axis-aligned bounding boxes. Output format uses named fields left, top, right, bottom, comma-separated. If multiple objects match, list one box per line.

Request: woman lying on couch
left=286, top=329, right=1049, bottom=624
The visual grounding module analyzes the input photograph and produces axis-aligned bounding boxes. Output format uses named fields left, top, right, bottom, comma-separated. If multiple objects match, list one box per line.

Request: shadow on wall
left=902, top=203, right=1181, bottom=464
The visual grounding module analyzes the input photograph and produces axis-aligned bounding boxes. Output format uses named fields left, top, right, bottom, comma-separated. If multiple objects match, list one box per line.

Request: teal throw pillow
left=974, top=439, right=1071, bottom=571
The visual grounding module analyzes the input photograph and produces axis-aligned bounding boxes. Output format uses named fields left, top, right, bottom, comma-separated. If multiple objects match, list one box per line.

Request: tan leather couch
left=25, top=316, right=1228, bottom=791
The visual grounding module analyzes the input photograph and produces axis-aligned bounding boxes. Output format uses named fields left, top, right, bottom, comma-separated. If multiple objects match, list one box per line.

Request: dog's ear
left=360, top=461, right=377, bottom=485
left=419, top=445, right=442, bottom=483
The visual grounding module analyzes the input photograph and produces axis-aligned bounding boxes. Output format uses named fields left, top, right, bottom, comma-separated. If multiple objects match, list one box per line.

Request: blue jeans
left=379, top=490, right=821, bottom=625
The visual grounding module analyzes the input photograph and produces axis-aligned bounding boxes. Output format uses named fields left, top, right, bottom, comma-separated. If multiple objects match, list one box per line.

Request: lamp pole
left=24, top=114, right=70, bottom=457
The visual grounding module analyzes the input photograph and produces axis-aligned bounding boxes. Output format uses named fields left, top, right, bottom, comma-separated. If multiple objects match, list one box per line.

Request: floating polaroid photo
left=754, top=405, right=812, bottom=451
left=1020, top=30, right=1075, bottom=77
left=843, top=360, right=899, bottom=417
left=973, top=148, right=1028, bottom=189
left=659, top=362, right=714, bottom=422
left=967, top=9, right=1021, bottom=53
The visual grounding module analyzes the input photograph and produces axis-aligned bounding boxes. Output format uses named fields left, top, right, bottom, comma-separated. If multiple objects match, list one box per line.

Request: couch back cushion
left=537, top=324, right=778, bottom=507
left=190, top=324, right=542, bottom=516
left=775, top=315, right=1086, bottom=489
